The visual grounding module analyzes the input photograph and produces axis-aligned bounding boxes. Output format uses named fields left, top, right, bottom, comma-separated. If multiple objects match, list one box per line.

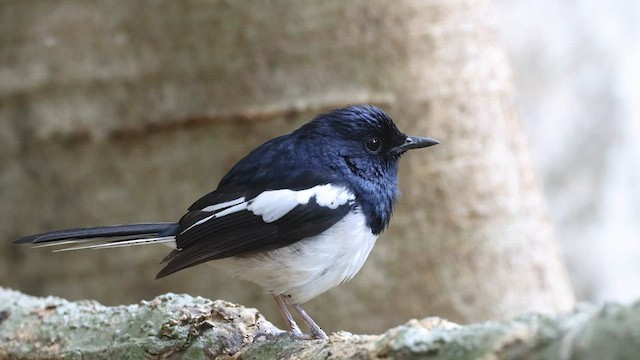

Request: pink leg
left=272, top=294, right=303, bottom=336
left=293, top=303, right=328, bottom=340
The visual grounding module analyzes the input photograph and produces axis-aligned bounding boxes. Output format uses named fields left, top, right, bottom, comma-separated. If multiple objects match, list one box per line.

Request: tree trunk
left=1, top=0, right=573, bottom=333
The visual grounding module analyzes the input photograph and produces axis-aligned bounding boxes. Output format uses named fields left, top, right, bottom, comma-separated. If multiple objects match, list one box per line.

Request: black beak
left=394, top=136, right=439, bottom=153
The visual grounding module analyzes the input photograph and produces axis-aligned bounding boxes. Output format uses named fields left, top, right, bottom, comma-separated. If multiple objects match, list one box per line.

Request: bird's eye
left=365, top=137, right=382, bottom=153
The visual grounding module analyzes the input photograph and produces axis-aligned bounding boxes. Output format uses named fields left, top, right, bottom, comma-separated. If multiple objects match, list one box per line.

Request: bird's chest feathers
left=212, top=211, right=377, bottom=303
left=353, top=178, right=398, bottom=235
left=288, top=211, right=377, bottom=285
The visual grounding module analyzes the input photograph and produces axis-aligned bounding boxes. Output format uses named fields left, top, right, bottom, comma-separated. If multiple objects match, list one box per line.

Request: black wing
left=156, top=185, right=354, bottom=278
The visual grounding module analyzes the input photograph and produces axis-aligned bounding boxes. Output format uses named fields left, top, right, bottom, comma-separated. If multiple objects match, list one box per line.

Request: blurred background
left=491, top=0, right=640, bottom=303
left=1, top=0, right=637, bottom=334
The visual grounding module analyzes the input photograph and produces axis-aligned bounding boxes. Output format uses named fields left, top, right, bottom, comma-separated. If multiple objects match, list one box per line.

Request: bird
left=13, top=104, right=439, bottom=340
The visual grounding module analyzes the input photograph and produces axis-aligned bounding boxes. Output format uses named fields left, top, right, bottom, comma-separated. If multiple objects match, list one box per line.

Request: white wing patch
left=201, top=197, right=245, bottom=212
left=182, top=185, right=355, bottom=233
left=310, top=185, right=356, bottom=209
left=247, top=189, right=301, bottom=223
left=248, top=185, right=355, bottom=223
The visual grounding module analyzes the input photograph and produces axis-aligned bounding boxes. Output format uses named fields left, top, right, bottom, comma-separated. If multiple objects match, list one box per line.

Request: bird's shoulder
left=217, top=133, right=328, bottom=190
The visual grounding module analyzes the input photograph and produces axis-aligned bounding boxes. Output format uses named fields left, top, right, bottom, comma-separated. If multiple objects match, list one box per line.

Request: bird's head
left=295, top=105, right=439, bottom=182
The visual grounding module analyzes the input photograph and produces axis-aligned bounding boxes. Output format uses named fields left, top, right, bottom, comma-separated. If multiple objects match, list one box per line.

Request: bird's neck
left=348, top=173, right=399, bottom=235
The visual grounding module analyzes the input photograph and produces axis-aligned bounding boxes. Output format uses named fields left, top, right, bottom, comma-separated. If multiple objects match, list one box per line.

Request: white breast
left=210, top=211, right=377, bottom=304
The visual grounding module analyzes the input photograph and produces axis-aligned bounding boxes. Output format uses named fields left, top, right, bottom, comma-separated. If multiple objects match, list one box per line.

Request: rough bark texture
left=0, top=288, right=636, bottom=360
left=1, top=0, right=573, bottom=333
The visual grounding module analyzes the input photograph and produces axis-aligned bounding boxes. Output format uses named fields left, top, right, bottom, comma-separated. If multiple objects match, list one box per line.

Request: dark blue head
left=293, top=105, right=439, bottom=233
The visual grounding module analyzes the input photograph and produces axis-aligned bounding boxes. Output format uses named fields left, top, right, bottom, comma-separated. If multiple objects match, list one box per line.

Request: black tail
left=13, top=223, right=180, bottom=246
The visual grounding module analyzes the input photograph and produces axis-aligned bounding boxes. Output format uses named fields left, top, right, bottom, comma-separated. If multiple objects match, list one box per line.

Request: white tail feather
left=31, top=239, right=103, bottom=249
left=50, top=236, right=176, bottom=252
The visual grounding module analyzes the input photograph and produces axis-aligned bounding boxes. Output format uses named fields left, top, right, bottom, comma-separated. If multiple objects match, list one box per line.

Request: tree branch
left=0, top=287, right=637, bottom=359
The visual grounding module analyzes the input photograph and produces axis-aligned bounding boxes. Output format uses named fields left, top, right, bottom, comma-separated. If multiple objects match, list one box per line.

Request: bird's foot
left=292, top=303, right=328, bottom=340
left=281, top=330, right=325, bottom=340
left=252, top=329, right=318, bottom=343
left=309, top=326, right=328, bottom=340
left=271, top=295, right=329, bottom=340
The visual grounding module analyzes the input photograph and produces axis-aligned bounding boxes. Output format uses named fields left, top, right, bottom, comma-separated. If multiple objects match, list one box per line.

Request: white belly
left=210, top=211, right=377, bottom=303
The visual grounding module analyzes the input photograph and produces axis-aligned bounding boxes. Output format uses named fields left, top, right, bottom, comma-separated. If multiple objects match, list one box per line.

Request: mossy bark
left=0, top=288, right=636, bottom=359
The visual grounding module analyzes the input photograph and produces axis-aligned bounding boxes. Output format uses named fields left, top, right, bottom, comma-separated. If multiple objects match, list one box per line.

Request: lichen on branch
left=1, top=287, right=638, bottom=359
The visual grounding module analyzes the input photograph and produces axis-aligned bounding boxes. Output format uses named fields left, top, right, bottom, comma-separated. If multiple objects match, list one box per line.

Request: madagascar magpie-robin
left=14, top=105, right=438, bottom=339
